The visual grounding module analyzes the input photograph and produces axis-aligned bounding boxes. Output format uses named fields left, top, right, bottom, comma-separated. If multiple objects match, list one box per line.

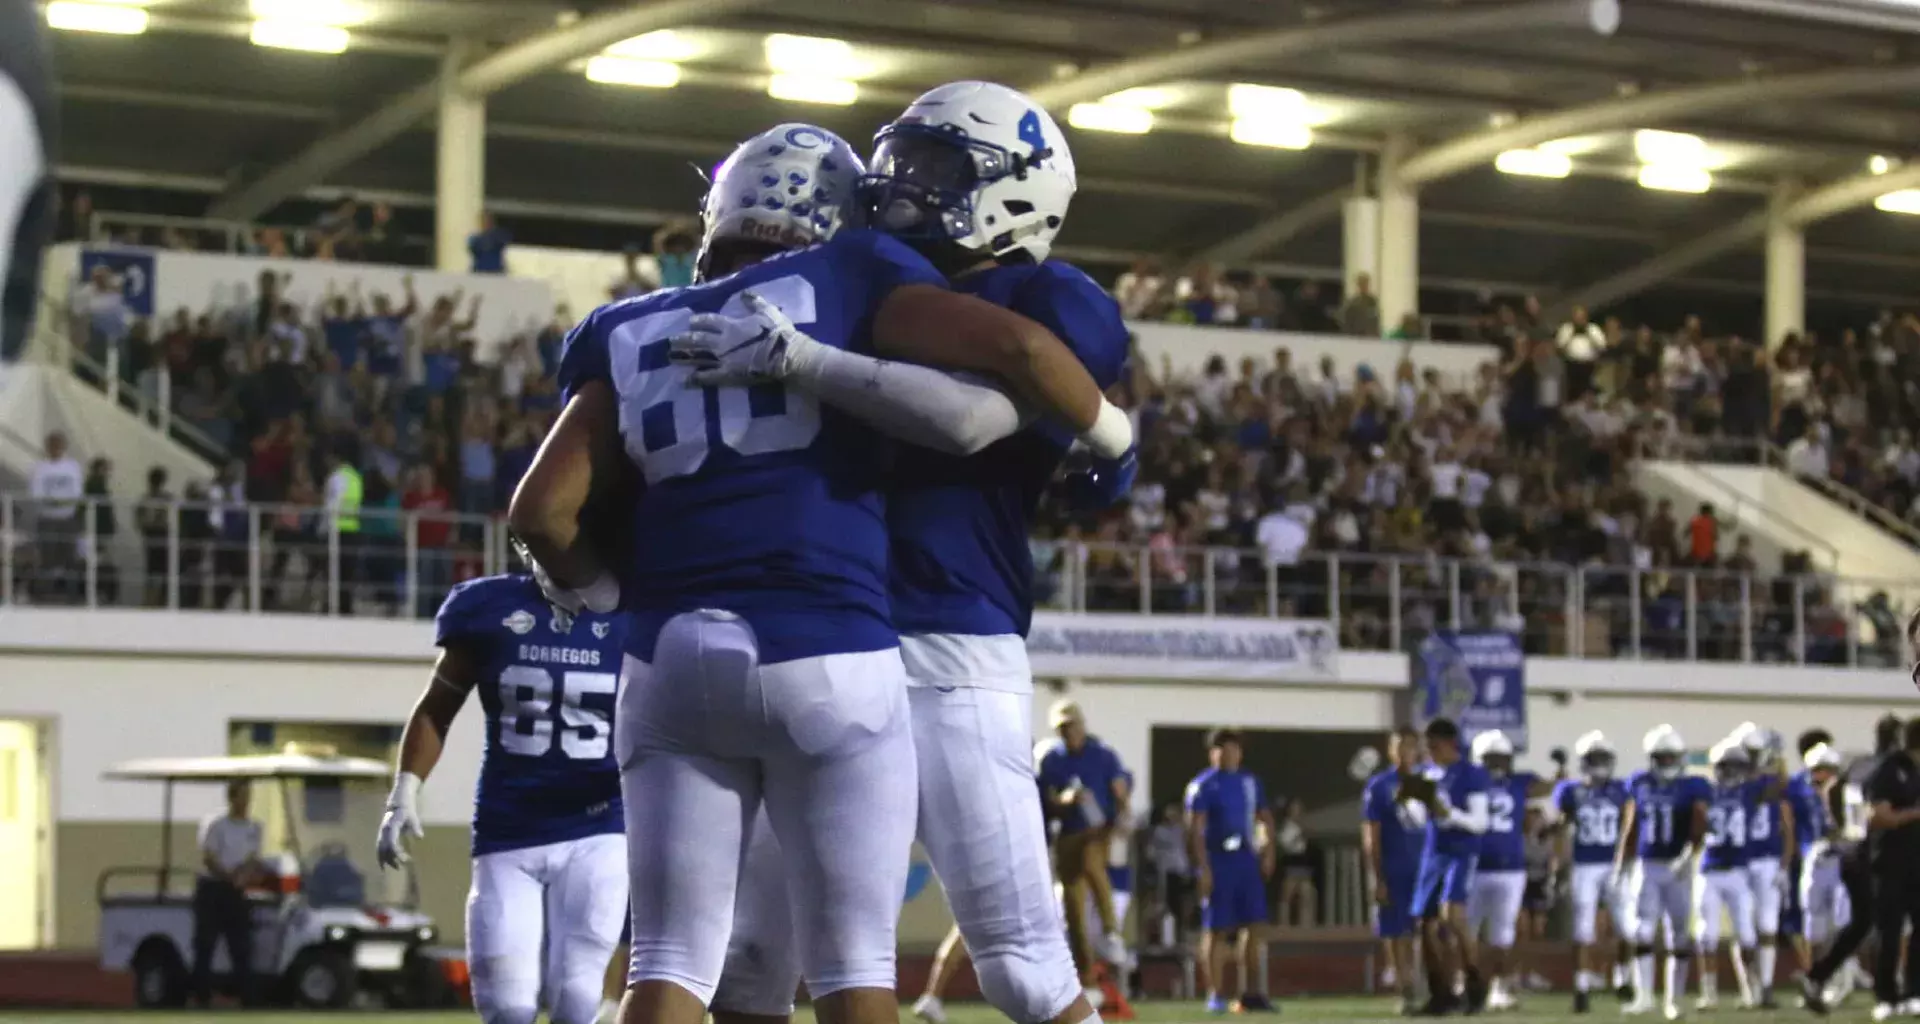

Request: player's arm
left=1527, top=774, right=1556, bottom=799
left=507, top=380, right=622, bottom=604
left=1186, top=806, right=1212, bottom=896
left=1613, top=799, right=1638, bottom=873
left=1256, top=802, right=1280, bottom=878
left=1679, top=800, right=1708, bottom=869
left=377, top=642, right=484, bottom=868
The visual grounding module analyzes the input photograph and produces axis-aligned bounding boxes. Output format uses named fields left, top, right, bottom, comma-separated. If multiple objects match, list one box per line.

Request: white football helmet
left=697, top=123, right=865, bottom=279
left=1471, top=730, right=1515, bottom=779
left=1805, top=742, right=1843, bottom=774
left=1738, top=724, right=1784, bottom=770
left=1645, top=724, right=1687, bottom=779
left=1574, top=730, right=1616, bottom=781
left=863, top=80, right=1076, bottom=264
left=1709, top=737, right=1752, bottom=785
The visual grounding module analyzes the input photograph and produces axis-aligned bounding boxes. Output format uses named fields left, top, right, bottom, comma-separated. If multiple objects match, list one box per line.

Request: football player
left=1186, top=728, right=1277, bottom=1014
left=1728, top=724, right=1794, bottom=1007
left=376, top=570, right=630, bottom=1024
left=1616, top=725, right=1710, bottom=1019
left=511, top=123, right=1129, bottom=1024
left=1466, top=730, right=1554, bottom=1011
left=1693, top=739, right=1757, bottom=1011
left=1361, top=725, right=1427, bottom=1014
left=680, top=84, right=1133, bottom=1024
left=1409, top=717, right=1492, bottom=1016
left=1797, top=741, right=1851, bottom=992
left=1, top=0, right=54, bottom=361
left=1553, top=730, right=1633, bottom=1014
left=1783, top=729, right=1836, bottom=981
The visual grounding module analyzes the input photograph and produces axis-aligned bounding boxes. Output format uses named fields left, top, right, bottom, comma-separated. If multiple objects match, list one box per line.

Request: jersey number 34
left=611, top=275, right=822, bottom=484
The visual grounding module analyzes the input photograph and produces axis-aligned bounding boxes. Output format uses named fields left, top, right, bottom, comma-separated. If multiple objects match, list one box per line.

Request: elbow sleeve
left=1454, top=792, right=1490, bottom=834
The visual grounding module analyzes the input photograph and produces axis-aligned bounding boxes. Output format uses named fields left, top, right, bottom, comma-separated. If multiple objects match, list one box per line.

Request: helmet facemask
left=1651, top=750, right=1684, bottom=780
left=861, top=120, right=1053, bottom=272
left=1582, top=749, right=1615, bottom=783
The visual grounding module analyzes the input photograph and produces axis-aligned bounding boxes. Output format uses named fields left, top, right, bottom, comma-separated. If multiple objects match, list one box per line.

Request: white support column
left=1764, top=181, right=1805, bottom=350
left=1342, top=188, right=1381, bottom=299
left=436, top=41, right=486, bottom=273
left=1377, top=134, right=1420, bottom=333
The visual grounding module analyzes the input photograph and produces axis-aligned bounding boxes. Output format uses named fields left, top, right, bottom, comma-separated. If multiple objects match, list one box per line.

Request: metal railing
left=3, top=494, right=1911, bottom=669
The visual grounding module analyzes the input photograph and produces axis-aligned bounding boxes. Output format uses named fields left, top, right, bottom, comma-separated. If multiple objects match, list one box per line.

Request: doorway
left=0, top=719, right=50, bottom=948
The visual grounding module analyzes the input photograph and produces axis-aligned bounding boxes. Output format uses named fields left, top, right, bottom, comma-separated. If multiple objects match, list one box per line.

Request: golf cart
left=96, top=749, right=450, bottom=1010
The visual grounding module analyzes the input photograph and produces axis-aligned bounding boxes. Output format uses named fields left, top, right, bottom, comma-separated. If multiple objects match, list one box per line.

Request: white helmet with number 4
left=697, top=123, right=865, bottom=280
left=863, top=80, right=1076, bottom=265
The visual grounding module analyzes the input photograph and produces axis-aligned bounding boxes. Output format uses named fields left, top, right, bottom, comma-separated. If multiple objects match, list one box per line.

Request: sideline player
left=1617, top=725, right=1710, bottom=1019
left=1, top=0, right=55, bottom=360
left=683, top=84, right=1133, bottom=1024
left=1410, top=717, right=1491, bottom=1016
left=1554, top=730, right=1632, bottom=1013
left=1187, top=728, right=1277, bottom=1014
left=1784, top=729, right=1836, bottom=982
left=1694, top=739, right=1758, bottom=1011
left=1466, top=730, right=1553, bottom=1011
left=376, top=569, right=630, bottom=1024
left=1361, top=725, right=1427, bottom=1014
left=513, top=123, right=1131, bottom=1024
left=1730, top=724, right=1795, bottom=1007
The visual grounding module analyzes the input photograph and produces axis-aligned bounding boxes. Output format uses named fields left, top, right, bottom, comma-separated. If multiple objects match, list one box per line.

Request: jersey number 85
left=497, top=667, right=617, bottom=760
left=610, top=275, right=822, bottom=484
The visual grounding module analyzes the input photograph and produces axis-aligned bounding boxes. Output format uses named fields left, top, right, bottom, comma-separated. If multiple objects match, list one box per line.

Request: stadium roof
left=45, top=0, right=1920, bottom=309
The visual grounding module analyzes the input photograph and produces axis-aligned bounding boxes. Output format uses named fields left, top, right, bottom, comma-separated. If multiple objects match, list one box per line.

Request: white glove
left=376, top=772, right=425, bottom=869
left=667, top=291, right=825, bottom=387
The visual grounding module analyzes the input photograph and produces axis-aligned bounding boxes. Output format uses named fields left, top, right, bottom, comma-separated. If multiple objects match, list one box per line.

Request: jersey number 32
left=611, top=275, right=822, bottom=484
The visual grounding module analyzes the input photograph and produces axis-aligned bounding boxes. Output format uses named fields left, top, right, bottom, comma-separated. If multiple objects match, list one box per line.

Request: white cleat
left=1663, top=1001, right=1686, bottom=1020
left=1487, top=990, right=1518, bottom=1012
left=1693, top=996, right=1717, bottom=1012
left=1900, top=998, right=1920, bottom=1016
left=1623, top=997, right=1657, bottom=1016
left=912, top=995, right=948, bottom=1024
left=1873, top=1003, right=1899, bottom=1022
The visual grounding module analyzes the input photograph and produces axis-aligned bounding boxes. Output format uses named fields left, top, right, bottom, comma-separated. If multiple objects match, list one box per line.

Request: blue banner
left=1412, top=630, right=1526, bottom=751
left=79, top=249, right=156, bottom=317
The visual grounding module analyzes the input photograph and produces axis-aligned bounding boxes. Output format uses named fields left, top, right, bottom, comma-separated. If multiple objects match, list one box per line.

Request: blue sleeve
left=434, top=576, right=503, bottom=647
left=1036, top=749, right=1063, bottom=790
left=1099, top=744, right=1124, bottom=784
left=1552, top=780, right=1572, bottom=816
left=1011, top=262, right=1130, bottom=390
left=556, top=312, right=609, bottom=404
left=1363, top=779, right=1386, bottom=823
left=1464, top=765, right=1490, bottom=798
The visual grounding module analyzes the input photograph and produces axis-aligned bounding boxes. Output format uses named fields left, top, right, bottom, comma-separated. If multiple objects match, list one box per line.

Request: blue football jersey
left=1186, top=766, right=1266, bottom=862
left=1361, top=768, right=1425, bottom=877
left=1702, top=781, right=1752, bottom=871
left=1554, top=778, right=1630, bottom=865
left=434, top=574, right=628, bottom=857
left=1787, top=770, right=1825, bottom=853
left=1423, top=759, right=1490, bottom=859
left=1478, top=772, right=1538, bottom=872
left=1628, top=770, right=1712, bottom=861
left=887, top=261, right=1129, bottom=638
left=1744, top=777, right=1788, bottom=859
left=557, top=230, right=946, bottom=664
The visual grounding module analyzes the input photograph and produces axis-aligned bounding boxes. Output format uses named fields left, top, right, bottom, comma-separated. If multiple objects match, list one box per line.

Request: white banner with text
left=1026, top=612, right=1339, bottom=682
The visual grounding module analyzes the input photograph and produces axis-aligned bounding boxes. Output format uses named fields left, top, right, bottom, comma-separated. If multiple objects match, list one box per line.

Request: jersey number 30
left=497, top=667, right=617, bottom=759
left=611, top=275, right=822, bottom=484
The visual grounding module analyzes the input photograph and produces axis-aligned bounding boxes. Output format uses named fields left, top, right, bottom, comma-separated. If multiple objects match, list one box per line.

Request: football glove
left=667, top=291, right=824, bottom=387
left=1061, top=445, right=1139, bottom=511
left=376, top=772, right=425, bottom=869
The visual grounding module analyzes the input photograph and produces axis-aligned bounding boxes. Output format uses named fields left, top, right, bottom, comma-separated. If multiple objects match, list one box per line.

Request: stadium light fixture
left=1495, top=148, right=1573, bottom=178
left=1637, top=163, right=1712, bottom=194
left=249, top=0, right=365, bottom=25
left=607, top=29, right=698, bottom=62
left=45, top=1, right=149, bottom=34
left=1874, top=189, right=1920, bottom=215
left=1228, top=83, right=1307, bottom=118
left=1870, top=154, right=1896, bottom=175
left=585, top=56, right=682, bottom=89
left=764, top=34, right=853, bottom=74
left=1101, top=87, right=1174, bottom=110
left=766, top=73, right=858, bottom=106
left=251, top=19, right=349, bottom=53
left=1633, top=129, right=1707, bottom=165
left=1230, top=119, right=1311, bottom=150
left=1067, top=102, right=1153, bottom=134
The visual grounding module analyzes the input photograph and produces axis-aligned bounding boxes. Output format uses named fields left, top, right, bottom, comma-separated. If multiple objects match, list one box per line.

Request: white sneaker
left=1899, top=998, right=1920, bottom=1016
left=1623, top=997, right=1656, bottom=1016
left=912, top=995, right=947, bottom=1024
left=1873, top=1003, right=1898, bottom=1022
left=1663, top=1002, right=1686, bottom=1020
left=1487, top=989, right=1518, bottom=1012
left=1693, top=995, right=1717, bottom=1012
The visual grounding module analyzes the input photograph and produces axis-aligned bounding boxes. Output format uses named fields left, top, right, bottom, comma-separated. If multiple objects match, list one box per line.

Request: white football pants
left=467, top=833, right=628, bottom=1024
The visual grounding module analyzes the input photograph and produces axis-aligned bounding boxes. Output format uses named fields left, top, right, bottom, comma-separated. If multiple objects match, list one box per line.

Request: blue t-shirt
left=434, top=574, right=628, bottom=857
left=1554, top=777, right=1630, bottom=865
left=1628, top=770, right=1713, bottom=861
left=1478, top=772, right=1539, bottom=872
left=557, top=230, right=946, bottom=665
left=1186, top=765, right=1267, bottom=864
left=1744, top=777, right=1787, bottom=859
left=322, top=315, right=365, bottom=369
left=1788, top=770, right=1826, bottom=854
left=469, top=228, right=510, bottom=274
left=1423, top=759, right=1491, bottom=860
left=366, top=313, right=406, bottom=376
left=1362, top=768, right=1424, bottom=878
left=1037, top=736, right=1127, bottom=834
left=886, top=261, right=1129, bottom=639
left=1702, top=781, right=1753, bottom=871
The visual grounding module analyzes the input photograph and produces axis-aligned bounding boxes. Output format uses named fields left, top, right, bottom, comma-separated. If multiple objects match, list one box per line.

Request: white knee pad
left=974, top=947, right=1084, bottom=1024
left=713, top=810, right=802, bottom=1017
left=470, top=955, right=541, bottom=1024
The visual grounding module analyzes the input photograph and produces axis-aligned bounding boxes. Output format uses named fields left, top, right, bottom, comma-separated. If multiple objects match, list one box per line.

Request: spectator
left=135, top=467, right=173, bottom=606
left=1037, top=700, right=1131, bottom=986
left=1786, top=424, right=1830, bottom=480
left=402, top=464, right=454, bottom=618
left=28, top=432, right=84, bottom=602
left=72, top=263, right=130, bottom=377
left=1387, top=313, right=1425, bottom=341
left=1686, top=503, right=1720, bottom=566
left=609, top=248, right=652, bottom=301
left=1114, top=258, right=1167, bottom=320
left=323, top=443, right=364, bottom=615
left=1147, top=803, right=1193, bottom=943
left=653, top=220, right=698, bottom=290
left=1340, top=272, right=1381, bottom=337
left=1556, top=304, right=1606, bottom=401
left=1274, top=797, right=1316, bottom=927
left=1174, top=264, right=1238, bottom=326
left=192, top=781, right=262, bottom=1009
left=82, top=457, right=118, bottom=604
left=1288, top=280, right=1337, bottom=333
left=468, top=211, right=510, bottom=274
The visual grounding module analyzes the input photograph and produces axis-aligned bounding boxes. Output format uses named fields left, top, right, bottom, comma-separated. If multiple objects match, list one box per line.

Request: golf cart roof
left=105, top=753, right=391, bottom=782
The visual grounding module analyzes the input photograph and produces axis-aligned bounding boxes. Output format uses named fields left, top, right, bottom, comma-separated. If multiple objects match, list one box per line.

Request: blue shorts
left=1202, top=856, right=1267, bottom=933
left=1374, top=864, right=1420, bottom=938
left=1414, top=851, right=1476, bottom=919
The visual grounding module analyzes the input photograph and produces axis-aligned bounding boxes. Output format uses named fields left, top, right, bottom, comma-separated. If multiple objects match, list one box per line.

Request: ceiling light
left=764, top=33, right=852, bottom=74
left=1495, top=148, right=1572, bottom=178
left=1067, top=103, right=1153, bottom=134
left=607, top=29, right=697, bottom=62
left=585, top=56, right=681, bottom=88
left=250, top=19, right=349, bottom=53
left=1874, top=189, right=1920, bottom=215
left=1637, top=164, right=1711, bottom=194
left=46, top=1, right=149, bottom=34
left=249, top=0, right=364, bottom=25
left=1633, top=128, right=1706, bottom=165
left=1870, top=154, right=1896, bottom=175
left=1101, top=87, right=1174, bottom=110
left=766, top=73, right=858, bottom=106
left=1228, top=83, right=1307, bottom=118
left=1229, top=119, right=1310, bottom=150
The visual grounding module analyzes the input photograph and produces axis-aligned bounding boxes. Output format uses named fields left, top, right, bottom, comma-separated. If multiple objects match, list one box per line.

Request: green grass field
left=0, top=997, right=1885, bottom=1024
